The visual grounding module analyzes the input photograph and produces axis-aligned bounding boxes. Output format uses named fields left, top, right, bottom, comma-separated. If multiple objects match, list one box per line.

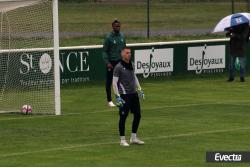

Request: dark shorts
left=120, top=93, right=141, bottom=115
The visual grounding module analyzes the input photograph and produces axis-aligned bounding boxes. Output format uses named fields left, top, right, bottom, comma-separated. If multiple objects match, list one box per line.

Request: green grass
left=59, top=2, right=245, bottom=32
left=1, top=75, right=250, bottom=166
left=59, top=2, right=249, bottom=46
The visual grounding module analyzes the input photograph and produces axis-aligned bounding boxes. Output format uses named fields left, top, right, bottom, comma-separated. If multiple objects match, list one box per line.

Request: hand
left=107, top=63, right=113, bottom=71
left=115, top=95, right=125, bottom=107
left=137, top=89, right=145, bottom=100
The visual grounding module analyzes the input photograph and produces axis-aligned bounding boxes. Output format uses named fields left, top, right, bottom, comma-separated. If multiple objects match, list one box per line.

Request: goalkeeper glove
left=137, top=89, right=145, bottom=99
left=115, top=95, right=125, bottom=107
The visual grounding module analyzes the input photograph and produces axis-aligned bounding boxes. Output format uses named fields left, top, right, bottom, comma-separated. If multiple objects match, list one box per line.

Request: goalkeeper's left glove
left=137, top=88, right=145, bottom=100
left=115, top=95, right=125, bottom=107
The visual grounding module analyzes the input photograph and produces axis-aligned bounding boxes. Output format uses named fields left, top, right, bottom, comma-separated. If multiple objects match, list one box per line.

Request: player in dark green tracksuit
left=103, top=19, right=126, bottom=107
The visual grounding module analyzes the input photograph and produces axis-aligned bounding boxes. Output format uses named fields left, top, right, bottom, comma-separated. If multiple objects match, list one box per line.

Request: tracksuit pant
left=229, top=56, right=246, bottom=79
left=119, top=93, right=141, bottom=136
left=105, top=61, right=119, bottom=102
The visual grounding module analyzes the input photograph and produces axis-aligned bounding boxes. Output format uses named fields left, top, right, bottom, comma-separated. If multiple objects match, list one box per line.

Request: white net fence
left=0, top=0, right=56, bottom=114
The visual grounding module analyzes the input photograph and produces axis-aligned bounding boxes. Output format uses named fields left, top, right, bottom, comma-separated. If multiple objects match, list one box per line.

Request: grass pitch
left=59, top=1, right=248, bottom=46
left=0, top=75, right=250, bottom=167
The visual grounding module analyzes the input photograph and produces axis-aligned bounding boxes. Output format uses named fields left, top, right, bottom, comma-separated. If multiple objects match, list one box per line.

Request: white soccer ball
left=21, top=105, right=32, bottom=115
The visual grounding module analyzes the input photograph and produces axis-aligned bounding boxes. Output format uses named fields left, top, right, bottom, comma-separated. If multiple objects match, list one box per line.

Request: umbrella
left=213, top=13, right=250, bottom=33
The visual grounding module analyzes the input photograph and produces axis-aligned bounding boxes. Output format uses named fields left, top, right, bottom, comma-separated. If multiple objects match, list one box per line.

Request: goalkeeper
left=112, top=47, right=145, bottom=147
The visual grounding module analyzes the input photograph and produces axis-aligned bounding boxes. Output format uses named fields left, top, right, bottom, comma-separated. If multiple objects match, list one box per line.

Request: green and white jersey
left=102, top=32, right=126, bottom=64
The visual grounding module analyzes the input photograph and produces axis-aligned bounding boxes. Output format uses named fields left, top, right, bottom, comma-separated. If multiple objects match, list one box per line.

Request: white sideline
left=143, top=100, right=250, bottom=111
left=0, top=112, right=80, bottom=121
left=60, top=38, right=229, bottom=50
left=0, top=100, right=250, bottom=121
left=88, top=99, right=250, bottom=114
left=0, top=38, right=228, bottom=53
left=0, top=126, right=249, bottom=158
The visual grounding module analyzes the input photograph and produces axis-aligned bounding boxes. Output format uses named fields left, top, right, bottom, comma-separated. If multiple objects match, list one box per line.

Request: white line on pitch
left=88, top=100, right=250, bottom=114
left=1, top=103, right=213, bottom=120
left=1, top=126, right=250, bottom=158
left=1, top=100, right=250, bottom=121
left=0, top=112, right=81, bottom=121
left=144, top=127, right=250, bottom=140
left=144, top=101, right=250, bottom=111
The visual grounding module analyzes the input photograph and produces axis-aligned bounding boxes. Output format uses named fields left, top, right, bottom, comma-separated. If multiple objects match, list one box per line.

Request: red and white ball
left=21, top=105, right=32, bottom=114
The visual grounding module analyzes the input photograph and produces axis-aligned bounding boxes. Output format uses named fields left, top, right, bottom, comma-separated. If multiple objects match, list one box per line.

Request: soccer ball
left=21, top=105, right=32, bottom=115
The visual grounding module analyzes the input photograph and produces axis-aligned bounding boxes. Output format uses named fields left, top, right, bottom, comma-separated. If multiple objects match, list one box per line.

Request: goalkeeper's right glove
left=115, top=95, right=125, bottom=107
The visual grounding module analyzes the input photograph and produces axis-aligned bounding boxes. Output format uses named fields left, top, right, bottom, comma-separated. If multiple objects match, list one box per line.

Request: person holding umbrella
left=213, top=13, right=250, bottom=82
left=226, top=23, right=250, bottom=82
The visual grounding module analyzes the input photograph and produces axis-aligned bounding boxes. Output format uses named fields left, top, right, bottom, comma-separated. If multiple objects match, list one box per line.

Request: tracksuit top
left=102, top=31, right=126, bottom=64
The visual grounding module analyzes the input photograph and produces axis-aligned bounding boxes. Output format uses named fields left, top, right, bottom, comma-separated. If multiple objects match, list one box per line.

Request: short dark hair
left=112, top=19, right=120, bottom=25
left=122, top=47, right=130, bottom=51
